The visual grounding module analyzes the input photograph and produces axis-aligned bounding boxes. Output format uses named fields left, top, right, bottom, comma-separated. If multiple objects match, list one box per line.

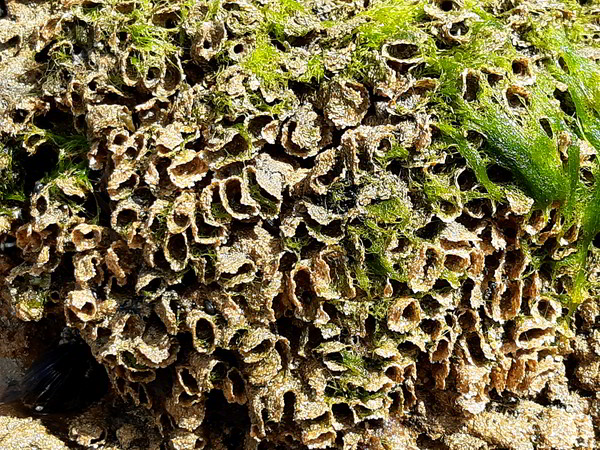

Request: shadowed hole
left=223, top=133, right=249, bottom=157
left=506, top=87, right=529, bottom=108
left=432, top=339, right=449, bottom=362
left=415, top=218, right=444, bottom=239
left=444, top=254, right=466, bottom=272
left=512, top=59, right=529, bottom=76
left=146, top=66, right=161, bottom=81
left=592, top=232, right=600, bottom=248
left=449, top=21, right=469, bottom=38
left=458, top=309, right=477, bottom=332
left=518, top=327, right=551, bottom=343
left=250, top=340, right=272, bottom=355
left=294, top=270, right=316, bottom=305
left=486, top=164, right=514, bottom=183
left=224, top=179, right=253, bottom=215
left=420, top=318, right=441, bottom=336
left=463, top=71, right=479, bottom=102
left=536, top=299, right=555, bottom=320
left=173, top=212, right=189, bottom=228
left=539, top=118, right=553, bottom=139
left=332, top=403, right=353, bottom=424
left=558, top=56, right=569, bottom=73
left=424, top=249, right=438, bottom=278
left=466, top=332, right=486, bottom=364
left=119, top=174, right=138, bottom=190
left=195, top=318, right=215, bottom=347
left=402, top=302, right=419, bottom=321
left=210, top=362, right=227, bottom=384
left=386, top=42, right=419, bottom=59
left=283, top=391, right=296, bottom=421
left=248, top=115, right=272, bottom=137
left=76, top=301, right=95, bottom=316
left=163, top=64, right=182, bottom=91
left=228, top=369, right=246, bottom=399
left=439, top=0, right=456, bottom=10
left=385, top=366, right=401, bottom=382
left=553, top=88, right=576, bottom=116
left=116, top=209, right=137, bottom=227
left=179, top=368, right=199, bottom=393
left=167, top=234, right=187, bottom=261
left=460, top=278, right=475, bottom=306
left=172, top=156, right=207, bottom=177
left=420, top=295, right=442, bottom=314
left=275, top=340, right=289, bottom=370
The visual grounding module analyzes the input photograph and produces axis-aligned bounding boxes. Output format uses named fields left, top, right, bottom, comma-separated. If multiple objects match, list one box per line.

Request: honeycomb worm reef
left=0, top=0, right=599, bottom=448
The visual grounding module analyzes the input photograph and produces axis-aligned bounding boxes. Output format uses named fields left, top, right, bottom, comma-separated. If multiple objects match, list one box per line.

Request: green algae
left=431, top=21, right=576, bottom=208
left=530, top=26, right=600, bottom=307
left=81, top=0, right=182, bottom=77
left=343, top=0, right=429, bottom=84
left=464, top=96, right=570, bottom=206
left=298, top=53, right=325, bottom=84
left=0, top=144, right=26, bottom=210
left=210, top=202, right=232, bottom=222
left=151, top=203, right=173, bottom=242
left=248, top=182, right=278, bottom=215
left=283, top=235, right=311, bottom=255
left=373, top=140, right=409, bottom=168
left=355, top=0, right=426, bottom=50
left=29, top=128, right=92, bottom=195
left=262, top=0, right=307, bottom=43
left=244, top=34, right=286, bottom=90
left=366, top=197, right=412, bottom=225
left=348, top=218, right=405, bottom=290
left=242, top=0, right=321, bottom=91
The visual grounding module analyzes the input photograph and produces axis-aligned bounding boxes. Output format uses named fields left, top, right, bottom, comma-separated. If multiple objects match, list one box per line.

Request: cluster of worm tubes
left=0, top=0, right=599, bottom=448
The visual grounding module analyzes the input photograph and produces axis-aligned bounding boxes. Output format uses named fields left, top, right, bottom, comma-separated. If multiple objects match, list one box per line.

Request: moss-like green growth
left=323, top=349, right=387, bottom=402
left=205, top=91, right=235, bottom=118
left=355, top=0, right=426, bottom=49
left=431, top=19, right=578, bottom=208
left=373, top=139, right=409, bottom=168
left=339, top=350, right=367, bottom=377
left=82, top=0, right=181, bottom=76
left=298, top=53, right=325, bottom=84
left=366, top=197, right=412, bottom=226
left=244, top=34, right=286, bottom=90
left=345, top=177, right=416, bottom=297
left=0, top=144, right=26, bottom=215
left=248, top=183, right=278, bottom=215
left=348, top=219, right=404, bottom=287
left=463, top=95, right=570, bottom=206
left=325, top=378, right=383, bottom=402
left=210, top=202, right=232, bottom=222
left=27, top=292, right=48, bottom=310
left=283, top=235, right=310, bottom=254
left=242, top=0, right=320, bottom=92
left=262, top=0, right=306, bottom=43
left=28, top=127, right=91, bottom=190
left=123, top=351, right=149, bottom=370
left=341, top=0, right=430, bottom=84
left=152, top=202, right=173, bottom=241
left=526, top=27, right=600, bottom=308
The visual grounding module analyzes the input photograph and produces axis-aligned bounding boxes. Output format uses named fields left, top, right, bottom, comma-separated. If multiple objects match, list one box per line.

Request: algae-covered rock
left=1, top=0, right=600, bottom=448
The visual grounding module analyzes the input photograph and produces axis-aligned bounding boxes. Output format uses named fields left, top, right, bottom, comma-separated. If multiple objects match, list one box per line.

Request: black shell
left=0, top=339, right=109, bottom=414
left=204, top=299, right=216, bottom=315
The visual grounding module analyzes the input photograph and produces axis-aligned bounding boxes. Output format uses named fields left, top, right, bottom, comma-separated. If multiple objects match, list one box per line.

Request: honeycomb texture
left=1, top=0, right=599, bottom=449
